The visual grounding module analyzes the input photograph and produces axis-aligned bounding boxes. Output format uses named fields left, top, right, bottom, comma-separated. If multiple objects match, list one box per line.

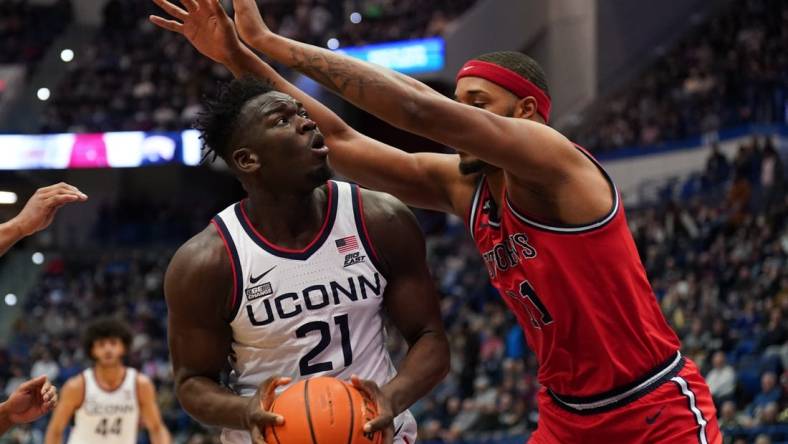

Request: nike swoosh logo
left=645, top=406, right=666, bottom=425
left=250, top=265, right=277, bottom=284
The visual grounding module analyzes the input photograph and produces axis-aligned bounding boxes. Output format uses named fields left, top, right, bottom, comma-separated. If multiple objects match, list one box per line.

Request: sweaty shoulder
left=356, top=188, right=426, bottom=276
left=165, top=224, right=233, bottom=319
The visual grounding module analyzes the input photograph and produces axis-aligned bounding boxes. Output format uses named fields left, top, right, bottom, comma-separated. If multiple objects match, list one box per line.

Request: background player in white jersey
left=44, top=319, right=172, bottom=444
left=164, top=77, right=450, bottom=444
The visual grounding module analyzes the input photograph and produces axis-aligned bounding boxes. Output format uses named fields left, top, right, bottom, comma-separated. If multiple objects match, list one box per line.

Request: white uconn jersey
left=67, top=368, right=139, bottom=444
left=213, top=181, right=417, bottom=444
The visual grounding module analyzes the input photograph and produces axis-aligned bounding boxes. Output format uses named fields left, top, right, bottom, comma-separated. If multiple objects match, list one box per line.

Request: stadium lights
left=32, top=252, right=45, bottom=265
left=60, top=49, right=75, bottom=63
left=350, top=12, right=362, bottom=24
left=4, top=294, right=17, bottom=306
left=327, top=38, right=340, bottom=50
left=37, top=88, right=50, bottom=101
left=0, top=191, right=18, bottom=204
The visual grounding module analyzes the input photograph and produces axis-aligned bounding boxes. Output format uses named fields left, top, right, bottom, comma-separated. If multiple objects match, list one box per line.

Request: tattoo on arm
left=288, top=47, right=385, bottom=98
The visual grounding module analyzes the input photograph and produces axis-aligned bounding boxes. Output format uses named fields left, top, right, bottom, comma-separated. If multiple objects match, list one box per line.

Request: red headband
left=456, top=60, right=551, bottom=122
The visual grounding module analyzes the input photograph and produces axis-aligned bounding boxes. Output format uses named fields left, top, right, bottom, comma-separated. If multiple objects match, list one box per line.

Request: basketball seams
left=304, top=379, right=319, bottom=444
left=269, top=397, right=282, bottom=444
left=341, top=383, right=355, bottom=444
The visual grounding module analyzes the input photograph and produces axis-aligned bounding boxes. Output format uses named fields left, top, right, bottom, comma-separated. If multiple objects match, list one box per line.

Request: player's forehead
left=454, top=76, right=513, bottom=100
left=245, top=91, right=301, bottom=116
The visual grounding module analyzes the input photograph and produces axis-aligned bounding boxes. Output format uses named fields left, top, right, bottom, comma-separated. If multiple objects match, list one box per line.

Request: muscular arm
left=150, top=0, right=469, bottom=215
left=137, top=375, right=171, bottom=444
left=234, top=0, right=611, bottom=224
left=362, top=190, right=450, bottom=416
left=44, top=376, right=84, bottom=444
left=164, top=226, right=249, bottom=430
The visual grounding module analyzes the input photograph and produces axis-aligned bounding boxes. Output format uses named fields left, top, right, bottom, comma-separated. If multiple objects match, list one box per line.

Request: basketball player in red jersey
left=150, top=0, right=721, bottom=442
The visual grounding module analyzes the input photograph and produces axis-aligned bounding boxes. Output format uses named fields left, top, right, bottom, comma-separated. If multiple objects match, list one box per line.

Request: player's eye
left=298, top=109, right=309, bottom=118
left=276, top=116, right=289, bottom=126
left=473, top=103, right=487, bottom=109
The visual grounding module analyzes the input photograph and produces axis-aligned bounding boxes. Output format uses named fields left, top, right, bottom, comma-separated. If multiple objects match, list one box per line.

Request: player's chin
left=308, top=163, right=333, bottom=185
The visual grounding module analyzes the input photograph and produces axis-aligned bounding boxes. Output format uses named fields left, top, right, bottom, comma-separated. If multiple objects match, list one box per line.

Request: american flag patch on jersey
left=335, top=235, right=359, bottom=253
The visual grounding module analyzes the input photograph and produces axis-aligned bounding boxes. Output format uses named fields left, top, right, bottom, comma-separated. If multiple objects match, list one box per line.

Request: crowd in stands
left=0, top=0, right=72, bottom=67
left=38, top=0, right=476, bottom=133
left=0, top=135, right=784, bottom=443
left=574, top=0, right=788, bottom=154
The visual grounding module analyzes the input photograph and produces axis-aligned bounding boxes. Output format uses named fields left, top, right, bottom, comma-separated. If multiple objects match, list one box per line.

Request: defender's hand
left=232, top=0, right=273, bottom=48
left=149, top=0, right=243, bottom=66
left=351, top=375, right=394, bottom=444
left=246, top=376, right=291, bottom=444
left=12, top=183, right=87, bottom=237
left=2, top=376, right=58, bottom=424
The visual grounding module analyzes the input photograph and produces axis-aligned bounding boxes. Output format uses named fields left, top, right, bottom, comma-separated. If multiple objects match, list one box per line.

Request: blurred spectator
left=0, top=0, right=72, bottom=66
left=706, top=351, right=737, bottom=405
left=574, top=0, right=788, bottom=153
left=39, top=0, right=477, bottom=133
left=704, top=142, right=731, bottom=186
left=748, top=372, right=782, bottom=415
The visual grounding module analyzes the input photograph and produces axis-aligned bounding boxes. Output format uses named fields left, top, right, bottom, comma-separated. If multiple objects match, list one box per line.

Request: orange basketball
left=264, top=376, right=383, bottom=444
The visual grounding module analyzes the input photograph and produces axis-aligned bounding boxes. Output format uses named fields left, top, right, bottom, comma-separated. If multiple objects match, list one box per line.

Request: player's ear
left=233, top=148, right=262, bottom=173
left=513, top=96, right=538, bottom=120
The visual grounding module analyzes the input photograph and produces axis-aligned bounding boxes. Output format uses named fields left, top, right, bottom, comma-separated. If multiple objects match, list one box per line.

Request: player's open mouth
left=310, top=133, right=329, bottom=156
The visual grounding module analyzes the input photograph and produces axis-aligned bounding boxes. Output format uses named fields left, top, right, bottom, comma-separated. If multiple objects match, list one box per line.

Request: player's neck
left=245, top=185, right=327, bottom=248
left=93, top=364, right=126, bottom=390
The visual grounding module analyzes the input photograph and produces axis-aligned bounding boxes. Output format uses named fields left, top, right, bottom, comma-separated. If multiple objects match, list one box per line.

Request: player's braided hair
left=194, top=77, right=276, bottom=164
left=475, top=51, right=551, bottom=98
left=82, top=317, right=133, bottom=360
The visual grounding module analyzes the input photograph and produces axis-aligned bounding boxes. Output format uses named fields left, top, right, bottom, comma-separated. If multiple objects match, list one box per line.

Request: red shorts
left=529, top=354, right=722, bottom=444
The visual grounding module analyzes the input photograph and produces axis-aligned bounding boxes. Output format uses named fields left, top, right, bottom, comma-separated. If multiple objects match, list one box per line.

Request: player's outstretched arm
left=44, top=376, right=83, bottom=444
left=137, top=375, right=172, bottom=444
left=149, top=0, right=466, bottom=215
left=232, top=0, right=613, bottom=224
left=0, top=183, right=87, bottom=257
left=165, top=227, right=288, bottom=444
left=353, top=190, right=450, bottom=440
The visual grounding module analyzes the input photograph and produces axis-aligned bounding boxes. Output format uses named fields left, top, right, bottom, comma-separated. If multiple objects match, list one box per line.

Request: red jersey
left=467, top=148, right=680, bottom=397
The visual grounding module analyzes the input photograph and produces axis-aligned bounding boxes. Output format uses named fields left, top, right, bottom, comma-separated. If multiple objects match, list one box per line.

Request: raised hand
left=149, top=0, right=243, bottom=66
left=2, top=376, right=58, bottom=425
left=232, top=0, right=272, bottom=48
left=12, top=182, right=87, bottom=237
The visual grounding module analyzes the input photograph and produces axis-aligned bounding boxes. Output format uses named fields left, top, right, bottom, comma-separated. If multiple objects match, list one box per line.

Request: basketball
left=264, top=377, right=382, bottom=444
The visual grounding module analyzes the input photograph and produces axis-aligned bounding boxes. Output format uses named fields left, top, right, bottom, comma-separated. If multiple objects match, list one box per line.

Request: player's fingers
left=350, top=375, right=380, bottom=400
left=253, top=410, right=284, bottom=427
left=381, top=425, right=394, bottom=444
left=149, top=15, right=184, bottom=33
left=365, top=414, right=394, bottom=432
left=151, top=0, right=188, bottom=20
left=17, top=375, right=47, bottom=392
left=249, top=425, right=267, bottom=444
left=182, top=0, right=199, bottom=12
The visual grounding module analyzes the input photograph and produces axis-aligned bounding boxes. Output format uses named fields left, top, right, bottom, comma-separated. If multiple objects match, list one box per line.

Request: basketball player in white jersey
left=44, top=319, right=172, bottom=444
left=163, top=77, right=449, bottom=444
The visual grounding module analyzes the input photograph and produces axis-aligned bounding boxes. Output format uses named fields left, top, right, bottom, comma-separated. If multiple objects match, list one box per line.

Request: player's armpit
left=44, top=376, right=85, bottom=444
left=164, top=226, right=249, bottom=430
left=359, top=190, right=450, bottom=415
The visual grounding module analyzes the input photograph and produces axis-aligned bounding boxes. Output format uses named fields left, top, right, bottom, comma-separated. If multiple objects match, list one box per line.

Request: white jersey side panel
left=213, top=181, right=417, bottom=444
left=67, top=368, right=139, bottom=444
